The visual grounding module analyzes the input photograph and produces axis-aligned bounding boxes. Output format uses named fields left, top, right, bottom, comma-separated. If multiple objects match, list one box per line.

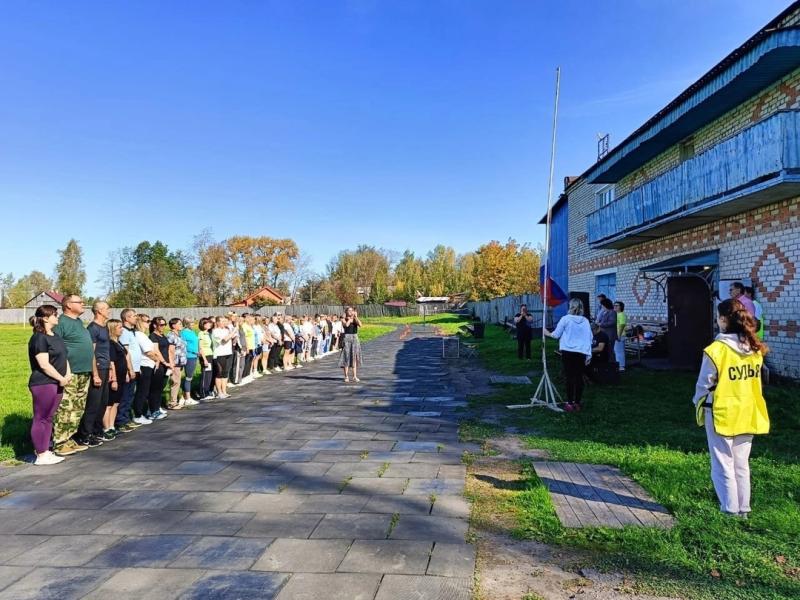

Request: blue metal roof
left=640, top=250, right=719, bottom=273
left=586, top=27, right=800, bottom=184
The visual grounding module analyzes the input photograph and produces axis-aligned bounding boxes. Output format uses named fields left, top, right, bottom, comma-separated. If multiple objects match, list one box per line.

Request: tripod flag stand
left=508, top=67, right=564, bottom=412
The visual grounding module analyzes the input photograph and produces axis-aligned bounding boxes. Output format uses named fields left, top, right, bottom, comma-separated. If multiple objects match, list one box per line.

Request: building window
left=595, top=273, right=617, bottom=303
left=595, top=185, right=615, bottom=209
left=679, top=137, right=695, bottom=162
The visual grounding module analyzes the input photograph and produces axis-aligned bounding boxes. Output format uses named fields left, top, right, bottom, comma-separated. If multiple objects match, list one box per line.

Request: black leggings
left=148, top=365, right=167, bottom=414
left=561, top=351, right=586, bottom=405
left=201, top=355, right=214, bottom=395
left=268, top=343, right=282, bottom=369
left=134, top=367, right=153, bottom=418
left=517, top=337, right=531, bottom=359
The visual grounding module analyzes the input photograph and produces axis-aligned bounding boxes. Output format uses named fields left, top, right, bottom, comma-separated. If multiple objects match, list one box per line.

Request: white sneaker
left=133, top=416, right=153, bottom=425
left=152, top=410, right=167, bottom=420
left=218, top=392, right=230, bottom=399
left=295, top=364, right=303, bottom=369
left=253, top=372, right=263, bottom=378
left=34, top=451, right=65, bottom=466
left=184, top=398, right=199, bottom=406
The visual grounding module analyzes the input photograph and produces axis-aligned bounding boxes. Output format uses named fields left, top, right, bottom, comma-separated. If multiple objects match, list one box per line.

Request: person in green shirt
left=52, top=294, right=94, bottom=455
left=613, top=301, right=627, bottom=372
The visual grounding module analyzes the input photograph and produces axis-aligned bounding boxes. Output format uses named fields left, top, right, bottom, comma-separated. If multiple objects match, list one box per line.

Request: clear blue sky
left=0, top=0, right=790, bottom=296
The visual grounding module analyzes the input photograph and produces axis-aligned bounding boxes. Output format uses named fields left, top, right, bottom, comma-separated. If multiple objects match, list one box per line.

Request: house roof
left=26, top=290, right=64, bottom=305
left=583, top=2, right=800, bottom=183
left=229, top=285, right=285, bottom=306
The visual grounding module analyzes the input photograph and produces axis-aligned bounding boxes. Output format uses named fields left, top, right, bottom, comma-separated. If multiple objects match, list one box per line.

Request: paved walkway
left=0, top=327, right=475, bottom=600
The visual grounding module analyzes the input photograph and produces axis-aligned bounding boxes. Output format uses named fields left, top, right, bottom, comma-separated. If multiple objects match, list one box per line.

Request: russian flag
left=539, top=263, right=568, bottom=307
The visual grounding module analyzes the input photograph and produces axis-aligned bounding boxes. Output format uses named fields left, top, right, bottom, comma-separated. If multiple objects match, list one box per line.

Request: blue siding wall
left=587, top=110, right=800, bottom=245
left=548, top=199, right=569, bottom=320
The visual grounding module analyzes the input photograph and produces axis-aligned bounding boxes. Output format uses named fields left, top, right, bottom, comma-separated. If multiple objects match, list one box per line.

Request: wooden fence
left=467, top=293, right=553, bottom=328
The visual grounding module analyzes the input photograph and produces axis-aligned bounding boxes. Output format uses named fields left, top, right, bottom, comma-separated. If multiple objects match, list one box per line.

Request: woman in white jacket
left=544, top=298, right=592, bottom=412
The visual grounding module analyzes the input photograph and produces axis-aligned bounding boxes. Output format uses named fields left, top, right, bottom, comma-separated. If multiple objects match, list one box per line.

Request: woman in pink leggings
left=28, top=304, right=72, bottom=465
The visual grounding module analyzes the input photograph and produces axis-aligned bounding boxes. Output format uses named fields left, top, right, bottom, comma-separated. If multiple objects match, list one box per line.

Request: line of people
left=27, top=295, right=362, bottom=466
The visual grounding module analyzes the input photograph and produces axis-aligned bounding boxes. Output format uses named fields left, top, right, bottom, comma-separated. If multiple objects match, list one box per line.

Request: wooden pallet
left=532, top=462, right=674, bottom=529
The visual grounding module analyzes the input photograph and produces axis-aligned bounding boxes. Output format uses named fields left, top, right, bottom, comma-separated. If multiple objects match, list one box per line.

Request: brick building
left=551, top=3, right=800, bottom=378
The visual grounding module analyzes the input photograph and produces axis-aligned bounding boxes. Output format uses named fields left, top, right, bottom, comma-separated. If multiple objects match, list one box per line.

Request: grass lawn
left=362, top=312, right=471, bottom=335
left=0, top=322, right=396, bottom=461
left=463, top=324, right=800, bottom=600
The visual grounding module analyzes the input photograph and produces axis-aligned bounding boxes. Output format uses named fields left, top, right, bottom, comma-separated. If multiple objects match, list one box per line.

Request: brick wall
left=567, top=176, right=800, bottom=377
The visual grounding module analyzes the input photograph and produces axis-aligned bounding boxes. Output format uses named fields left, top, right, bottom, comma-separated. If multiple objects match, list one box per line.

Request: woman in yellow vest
left=693, top=299, right=769, bottom=517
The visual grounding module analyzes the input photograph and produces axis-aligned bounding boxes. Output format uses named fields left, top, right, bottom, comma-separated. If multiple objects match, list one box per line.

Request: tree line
left=1, top=234, right=540, bottom=308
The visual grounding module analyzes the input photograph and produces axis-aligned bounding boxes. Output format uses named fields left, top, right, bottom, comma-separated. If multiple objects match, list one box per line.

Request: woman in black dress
left=339, top=307, right=363, bottom=382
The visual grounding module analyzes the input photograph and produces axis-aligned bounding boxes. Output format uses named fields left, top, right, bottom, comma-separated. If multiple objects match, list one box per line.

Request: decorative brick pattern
left=750, top=243, right=797, bottom=302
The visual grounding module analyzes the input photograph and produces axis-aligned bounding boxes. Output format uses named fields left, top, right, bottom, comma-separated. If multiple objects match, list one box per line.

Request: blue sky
left=0, top=0, right=791, bottom=296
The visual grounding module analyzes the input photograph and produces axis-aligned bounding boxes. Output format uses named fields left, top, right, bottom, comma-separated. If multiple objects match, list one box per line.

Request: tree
left=190, top=229, right=232, bottom=306
left=327, top=245, right=391, bottom=304
left=6, top=271, right=54, bottom=307
left=281, top=251, right=314, bottom=304
left=112, top=241, right=196, bottom=307
left=424, top=245, right=458, bottom=297
left=393, top=251, right=425, bottom=301
left=226, top=236, right=299, bottom=301
left=0, top=272, right=15, bottom=308
left=471, top=239, right=541, bottom=300
left=96, top=250, right=125, bottom=299
left=55, top=239, right=86, bottom=297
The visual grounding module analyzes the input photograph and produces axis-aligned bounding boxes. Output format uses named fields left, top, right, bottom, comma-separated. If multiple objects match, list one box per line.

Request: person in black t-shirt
left=28, top=305, right=71, bottom=465
left=587, top=322, right=611, bottom=382
left=513, top=304, right=534, bottom=360
left=76, top=301, right=112, bottom=446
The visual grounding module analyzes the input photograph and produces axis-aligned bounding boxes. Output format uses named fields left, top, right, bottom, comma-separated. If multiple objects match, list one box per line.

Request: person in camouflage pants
left=52, top=295, right=95, bottom=454
left=52, top=373, right=91, bottom=444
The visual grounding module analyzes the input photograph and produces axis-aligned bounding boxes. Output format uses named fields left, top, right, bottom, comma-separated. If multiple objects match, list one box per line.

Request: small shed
left=25, top=290, right=64, bottom=309
left=228, top=286, right=286, bottom=307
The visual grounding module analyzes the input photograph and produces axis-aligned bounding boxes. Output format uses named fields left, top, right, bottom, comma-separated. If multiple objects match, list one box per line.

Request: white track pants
left=704, top=408, right=753, bottom=514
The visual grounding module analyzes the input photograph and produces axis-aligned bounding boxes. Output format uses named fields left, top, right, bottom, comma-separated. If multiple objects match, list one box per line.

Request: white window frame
left=595, top=185, right=615, bottom=209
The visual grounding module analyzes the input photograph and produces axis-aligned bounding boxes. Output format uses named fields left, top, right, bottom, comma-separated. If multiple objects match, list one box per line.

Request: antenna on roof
left=597, top=133, right=610, bottom=161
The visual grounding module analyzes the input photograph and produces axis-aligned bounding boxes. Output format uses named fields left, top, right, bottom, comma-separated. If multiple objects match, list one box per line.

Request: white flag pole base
left=507, top=368, right=563, bottom=411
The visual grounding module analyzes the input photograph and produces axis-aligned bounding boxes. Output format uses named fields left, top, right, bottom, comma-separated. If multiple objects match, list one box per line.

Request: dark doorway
left=667, top=276, right=713, bottom=369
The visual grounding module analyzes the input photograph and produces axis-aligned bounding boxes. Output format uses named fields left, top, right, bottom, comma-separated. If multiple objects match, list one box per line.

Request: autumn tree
left=0, top=273, right=15, bottom=308
left=226, top=236, right=299, bottom=301
left=471, top=239, right=540, bottom=300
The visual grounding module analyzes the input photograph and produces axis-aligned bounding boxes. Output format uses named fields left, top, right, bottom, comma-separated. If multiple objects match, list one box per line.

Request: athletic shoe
left=151, top=410, right=167, bottom=420
left=184, top=398, right=199, bottom=406
left=133, top=416, right=153, bottom=425
left=294, top=364, right=303, bottom=369
left=121, top=423, right=137, bottom=432
left=74, top=436, right=102, bottom=448
left=100, top=430, right=116, bottom=441
left=218, top=392, right=231, bottom=399
left=54, top=439, right=82, bottom=456
left=34, top=451, right=65, bottom=466
left=274, top=367, right=283, bottom=372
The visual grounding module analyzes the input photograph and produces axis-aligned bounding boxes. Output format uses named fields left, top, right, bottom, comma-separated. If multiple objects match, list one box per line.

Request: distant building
left=384, top=300, right=408, bottom=307
left=25, top=290, right=64, bottom=309
left=549, top=3, right=800, bottom=377
left=228, top=286, right=286, bottom=307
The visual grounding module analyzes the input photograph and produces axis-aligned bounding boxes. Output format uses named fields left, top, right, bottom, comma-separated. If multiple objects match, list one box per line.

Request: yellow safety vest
left=697, top=341, right=769, bottom=436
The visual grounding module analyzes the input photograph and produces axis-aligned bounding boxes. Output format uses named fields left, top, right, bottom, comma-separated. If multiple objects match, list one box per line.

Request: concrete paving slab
left=427, top=542, right=476, bottom=577
left=22, top=508, right=117, bottom=535
left=275, top=573, right=380, bottom=600
left=310, top=513, right=393, bottom=540
left=389, top=516, right=469, bottom=544
left=88, top=535, right=195, bottom=568
left=0, top=535, right=50, bottom=563
left=0, top=566, right=115, bottom=600
left=179, top=570, right=289, bottom=600
left=165, top=511, right=255, bottom=535
left=170, top=536, right=272, bottom=570
left=232, top=493, right=306, bottom=513
left=82, top=567, right=206, bottom=600
left=0, top=566, right=33, bottom=592
left=373, top=574, right=471, bottom=600
left=8, top=534, right=121, bottom=567
left=238, top=513, right=324, bottom=538
left=252, top=538, right=351, bottom=573
left=337, top=540, right=432, bottom=574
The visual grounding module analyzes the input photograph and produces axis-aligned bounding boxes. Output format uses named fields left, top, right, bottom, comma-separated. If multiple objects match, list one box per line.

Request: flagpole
left=509, top=66, right=563, bottom=412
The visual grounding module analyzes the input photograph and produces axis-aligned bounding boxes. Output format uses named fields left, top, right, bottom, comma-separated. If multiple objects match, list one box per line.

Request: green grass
left=362, top=312, right=471, bottom=335
left=0, top=325, right=33, bottom=460
left=357, top=323, right=395, bottom=343
left=464, top=324, right=800, bottom=600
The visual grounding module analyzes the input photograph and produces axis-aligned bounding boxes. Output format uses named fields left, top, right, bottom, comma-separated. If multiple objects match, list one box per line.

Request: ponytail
left=718, top=299, right=768, bottom=356
left=29, top=304, right=58, bottom=333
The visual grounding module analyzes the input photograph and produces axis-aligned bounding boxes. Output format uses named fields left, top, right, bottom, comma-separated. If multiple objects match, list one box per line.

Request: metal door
left=667, top=276, right=713, bottom=369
